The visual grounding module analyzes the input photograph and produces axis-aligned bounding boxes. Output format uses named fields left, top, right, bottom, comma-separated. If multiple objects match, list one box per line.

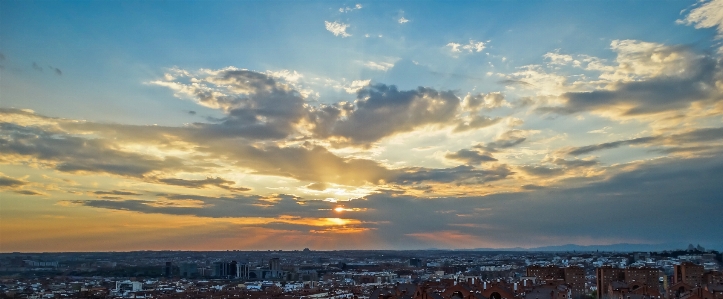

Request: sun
left=334, top=207, right=345, bottom=213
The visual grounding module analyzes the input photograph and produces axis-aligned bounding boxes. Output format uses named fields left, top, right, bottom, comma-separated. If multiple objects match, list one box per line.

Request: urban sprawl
left=1, top=244, right=721, bottom=299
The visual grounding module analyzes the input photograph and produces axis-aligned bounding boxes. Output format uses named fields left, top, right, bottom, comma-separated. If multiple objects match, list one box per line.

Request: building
left=180, top=263, right=198, bottom=278
left=212, top=261, right=239, bottom=278
left=410, top=258, right=423, bottom=267
left=596, top=266, right=660, bottom=299
left=526, top=265, right=586, bottom=298
left=164, top=261, right=172, bottom=277
left=269, top=258, right=280, bottom=271
left=676, top=262, right=705, bottom=287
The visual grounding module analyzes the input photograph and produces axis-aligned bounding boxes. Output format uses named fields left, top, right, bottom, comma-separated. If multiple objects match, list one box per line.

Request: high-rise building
left=269, top=258, right=280, bottom=271
left=236, top=263, right=249, bottom=279
left=164, top=262, right=172, bottom=277
left=212, top=261, right=237, bottom=278
left=410, top=258, right=422, bottom=267
left=179, top=263, right=198, bottom=278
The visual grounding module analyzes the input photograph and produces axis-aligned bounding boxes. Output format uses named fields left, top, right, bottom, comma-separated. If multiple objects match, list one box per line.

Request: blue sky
left=1, top=0, right=722, bottom=251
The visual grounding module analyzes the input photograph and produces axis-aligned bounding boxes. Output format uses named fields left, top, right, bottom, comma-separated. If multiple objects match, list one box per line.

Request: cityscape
left=1, top=245, right=721, bottom=298
left=2, top=0, right=723, bottom=298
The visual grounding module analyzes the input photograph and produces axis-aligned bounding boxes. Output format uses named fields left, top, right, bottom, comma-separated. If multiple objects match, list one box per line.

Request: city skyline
left=1, top=0, right=723, bottom=252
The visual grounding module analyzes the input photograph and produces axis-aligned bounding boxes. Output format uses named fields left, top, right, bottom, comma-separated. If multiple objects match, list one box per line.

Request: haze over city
left=1, top=0, right=723, bottom=252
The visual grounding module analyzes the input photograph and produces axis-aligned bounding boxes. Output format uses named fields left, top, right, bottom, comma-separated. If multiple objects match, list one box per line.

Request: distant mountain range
left=464, top=242, right=704, bottom=252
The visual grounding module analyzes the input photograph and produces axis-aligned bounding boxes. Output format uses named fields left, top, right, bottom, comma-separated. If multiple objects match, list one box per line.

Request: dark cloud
left=155, top=177, right=250, bottom=192
left=670, top=127, right=723, bottom=143
left=0, top=176, right=26, bottom=188
left=549, top=158, right=598, bottom=168
left=565, top=127, right=723, bottom=156
left=306, top=182, right=329, bottom=191
left=159, top=70, right=309, bottom=140
left=472, top=130, right=528, bottom=153
left=392, top=165, right=512, bottom=185
left=567, top=136, right=659, bottom=156
left=539, top=53, right=721, bottom=116
left=313, top=84, right=461, bottom=145
left=498, top=79, right=532, bottom=86
left=51, top=67, right=62, bottom=76
left=80, top=193, right=337, bottom=220
left=14, top=190, right=44, bottom=196
left=93, top=190, right=142, bottom=196
left=0, top=174, right=42, bottom=195
left=340, top=155, right=723, bottom=249
left=188, top=110, right=196, bottom=115
left=155, top=70, right=474, bottom=145
left=1, top=109, right=518, bottom=188
left=445, top=149, right=497, bottom=165
left=519, top=165, right=565, bottom=177
left=446, top=130, right=528, bottom=167
left=453, top=115, right=502, bottom=133
left=0, top=123, right=193, bottom=177
left=521, top=184, right=545, bottom=190
left=32, top=62, right=42, bottom=71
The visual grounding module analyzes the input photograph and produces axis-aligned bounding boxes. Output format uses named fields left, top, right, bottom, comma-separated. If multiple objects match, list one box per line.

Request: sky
left=1, top=0, right=723, bottom=252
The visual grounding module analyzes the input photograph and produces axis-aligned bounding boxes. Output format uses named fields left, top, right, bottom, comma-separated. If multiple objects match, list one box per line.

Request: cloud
left=32, top=62, right=42, bottom=71
left=519, top=165, right=565, bottom=177
left=478, top=129, right=529, bottom=152
left=151, top=68, right=310, bottom=140
left=75, top=193, right=368, bottom=229
left=342, top=155, right=723, bottom=249
left=339, top=4, right=362, bottom=13
left=0, top=173, right=45, bottom=196
left=566, top=136, right=659, bottom=156
left=14, top=190, right=45, bottom=196
left=343, top=79, right=371, bottom=93
left=0, top=123, right=191, bottom=177
left=587, top=126, right=611, bottom=134
left=325, top=21, right=351, bottom=37
left=0, top=174, right=27, bottom=188
left=48, top=66, right=62, bottom=76
left=498, top=65, right=573, bottom=96
left=602, top=40, right=705, bottom=82
left=539, top=44, right=720, bottom=116
left=306, top=182, right=330, bottom=191
left=678, top=0, right=723, bottom=38
left=544, top=51, right=577, bottom=66
left=155, top=177, right=251, bottom=192
left=398, top=17, right=409, bottom=24
left=453, top=115, right=502, bottom=133
left=364, top=61, right=395, bottom=71
left=445, top=149, right=498, bottom=165
left=0, top=108, right=520, bottom=190
left=548, top=157, right=599, bottom=168
left=461, top=92, right=508, bottom=111
left=310, top=84, right=461, bottom=145
left=563, top=127, right=723, bottom=156
left=93, top=190, right=142, bottom=196
left=446, top=40, right=486, bottom=54
left=392, top=165, right=512, bottom=185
